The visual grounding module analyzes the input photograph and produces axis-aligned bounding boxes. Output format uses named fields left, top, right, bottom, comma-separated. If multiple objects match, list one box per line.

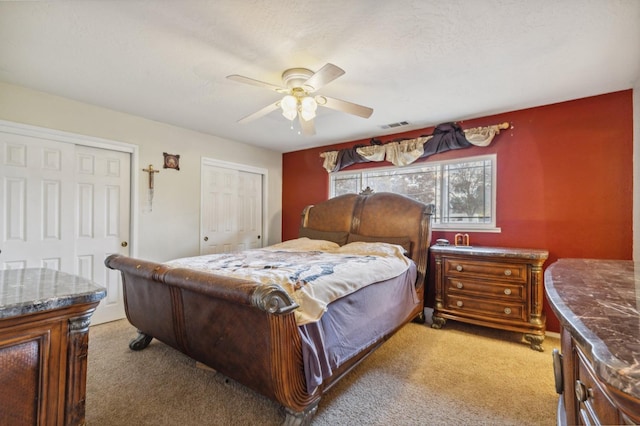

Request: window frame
left=329, top=153, right=500, bottom=233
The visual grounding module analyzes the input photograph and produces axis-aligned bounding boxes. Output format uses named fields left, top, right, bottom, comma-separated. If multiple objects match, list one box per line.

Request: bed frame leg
left=129, top=330, right=153, bottom=351
left=282, top=402, right=318, bottom=426
left=413, top=310, right=426, bottom=324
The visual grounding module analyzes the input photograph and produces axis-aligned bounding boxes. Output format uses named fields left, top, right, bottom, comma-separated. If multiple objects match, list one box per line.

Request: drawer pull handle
left=456, top=301, right=463, bottom=307
left=552, top=349, right=564, bottom=394
left=504, top=269, right=512, bottom=276
left=504, top=307, right=512, bottom=314
left=504, top=288, right=512, bottom=295
left=456, top=282, right=463, bottom=289
left=456, top=265, right=463, bottom=272
left=574, top=380, right=592, bottom=402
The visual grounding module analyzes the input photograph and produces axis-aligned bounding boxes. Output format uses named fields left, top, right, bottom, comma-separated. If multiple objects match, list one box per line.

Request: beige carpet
left=86, top=314, right=559, bottom=425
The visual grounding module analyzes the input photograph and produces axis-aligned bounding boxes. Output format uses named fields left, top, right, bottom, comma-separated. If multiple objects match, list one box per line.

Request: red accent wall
left=282, top=90, right=634, bottom=333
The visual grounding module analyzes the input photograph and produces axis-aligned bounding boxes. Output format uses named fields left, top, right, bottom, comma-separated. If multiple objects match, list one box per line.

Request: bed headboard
left=299, top=192, right=434, bottom=287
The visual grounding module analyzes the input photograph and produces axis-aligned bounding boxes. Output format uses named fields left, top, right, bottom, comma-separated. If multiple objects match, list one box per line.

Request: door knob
left=121, top=241, right=128, bottom=247
left=204, top=236, right=209, bottom=241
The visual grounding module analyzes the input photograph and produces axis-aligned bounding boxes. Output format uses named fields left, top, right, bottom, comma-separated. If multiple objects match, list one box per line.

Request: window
left=330, top=154, right=499, bottom=232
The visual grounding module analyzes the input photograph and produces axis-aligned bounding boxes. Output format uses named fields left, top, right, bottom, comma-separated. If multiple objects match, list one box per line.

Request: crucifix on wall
left=143, top=164, right=160, bottom=211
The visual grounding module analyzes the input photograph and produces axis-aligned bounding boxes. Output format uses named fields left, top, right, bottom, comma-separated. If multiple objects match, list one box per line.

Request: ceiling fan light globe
left=281, top=95, right=298, bottom=111
left=301, top=109, right=316, bottom=121
left=282, top=109, right=297, bottom=121
left=301, top=96, right=317, bottom=111
left=280, top=95, right=298, bottom=121
left=300, top=96, right=318, bottom=121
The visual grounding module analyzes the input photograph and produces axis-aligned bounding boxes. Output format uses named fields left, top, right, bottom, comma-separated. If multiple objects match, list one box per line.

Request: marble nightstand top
left=0, top=268, right=106, bottom=319
left=545, top=258, right=640, bottom=400
left=430, top=244, right=549, bottom=260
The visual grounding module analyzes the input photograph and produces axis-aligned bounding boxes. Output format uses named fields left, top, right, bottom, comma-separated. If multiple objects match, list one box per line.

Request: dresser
left=430, top=245, right=549, bottom=351
left=0, top=268, right=106, bottom=426
left=545, top=259, right=640, bottom=425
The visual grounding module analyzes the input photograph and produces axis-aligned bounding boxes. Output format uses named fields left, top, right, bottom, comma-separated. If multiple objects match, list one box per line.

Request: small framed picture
left=163, top=153, right=180, bottom=170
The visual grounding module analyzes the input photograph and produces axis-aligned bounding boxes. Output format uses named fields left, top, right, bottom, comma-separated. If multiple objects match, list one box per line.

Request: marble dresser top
left=545, top=258, right=640, bottom=400
left=430, top=244, right=549, bottom=260
left=0, top=268, right=106, bottom=319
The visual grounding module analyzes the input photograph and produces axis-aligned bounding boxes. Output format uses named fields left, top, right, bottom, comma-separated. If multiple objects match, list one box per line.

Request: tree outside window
left=330, top=154, right=497, bottom=231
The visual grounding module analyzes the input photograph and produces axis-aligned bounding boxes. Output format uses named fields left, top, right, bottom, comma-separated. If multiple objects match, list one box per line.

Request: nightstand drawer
left=444, top=258, right=527, bottom=283
left=445, top=277, right=525, bottom=301
left=444, top=295, right=526, bottom=321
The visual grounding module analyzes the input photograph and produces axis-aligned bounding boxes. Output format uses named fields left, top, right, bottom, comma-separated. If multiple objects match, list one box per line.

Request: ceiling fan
left=226, top=63, right=373, bottom=136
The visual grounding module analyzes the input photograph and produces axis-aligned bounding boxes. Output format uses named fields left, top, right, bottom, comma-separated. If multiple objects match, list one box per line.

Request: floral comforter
left=165, top=238, right=412, bottom=325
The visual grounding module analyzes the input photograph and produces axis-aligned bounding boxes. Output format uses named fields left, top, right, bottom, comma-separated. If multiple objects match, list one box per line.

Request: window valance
left=320, top=122, right=508, bottom=173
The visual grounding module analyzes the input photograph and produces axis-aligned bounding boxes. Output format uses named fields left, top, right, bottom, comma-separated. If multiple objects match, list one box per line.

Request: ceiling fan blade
left=227, top=74, right=289, bottom=94
left=298, top=115, right=316, bottom=136
left=237, top=101, right=280, bottom=124
left=302, top=63, right=345, bottom=93
left=319, top=96, right=374, bottom=119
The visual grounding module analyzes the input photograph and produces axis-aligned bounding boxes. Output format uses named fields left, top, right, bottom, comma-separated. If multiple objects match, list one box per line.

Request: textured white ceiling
left=0, top=0, right=638, bottom=153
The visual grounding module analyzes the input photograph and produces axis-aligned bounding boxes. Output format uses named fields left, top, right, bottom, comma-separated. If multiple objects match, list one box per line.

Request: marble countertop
left=430, top=244, right=549, bottom=260
left=545, top=258, right=640, bottom=400
left=0, top=268, right=106, bottom=319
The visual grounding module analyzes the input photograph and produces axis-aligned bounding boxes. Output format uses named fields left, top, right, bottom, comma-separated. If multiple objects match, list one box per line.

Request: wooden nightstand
left=0, top=268, right=105, bottom=425
left=430, top=245, right=548, bottom=351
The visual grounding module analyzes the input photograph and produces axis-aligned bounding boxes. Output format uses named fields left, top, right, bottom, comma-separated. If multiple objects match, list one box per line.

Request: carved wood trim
left=269, top=314, right=320, bottom=413
left=65, top=311, right=95, bottom=425
left=349, top=193, right=367, bottom=235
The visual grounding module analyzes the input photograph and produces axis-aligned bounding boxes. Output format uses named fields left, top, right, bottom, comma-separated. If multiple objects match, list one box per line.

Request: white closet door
left=74, top=145, right=130, bottom=324
left=237, top=170, right=263, bottom=250
left=0, top=133, right=76, bottom=270
left=201, top=162, right=263, bottom=255
left=0, top=132, right=131, bottom=325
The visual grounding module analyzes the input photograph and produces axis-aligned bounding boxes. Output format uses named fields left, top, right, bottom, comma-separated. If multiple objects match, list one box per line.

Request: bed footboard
left=104, top=254, right=320, bottom=417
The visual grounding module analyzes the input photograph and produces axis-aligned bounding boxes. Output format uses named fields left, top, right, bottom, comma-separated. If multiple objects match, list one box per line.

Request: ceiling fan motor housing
left=282, top=68, right=314, bottom=90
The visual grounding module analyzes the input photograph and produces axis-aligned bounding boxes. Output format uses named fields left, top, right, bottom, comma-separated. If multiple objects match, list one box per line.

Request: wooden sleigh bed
left=104, top=192, right=434, bottom=425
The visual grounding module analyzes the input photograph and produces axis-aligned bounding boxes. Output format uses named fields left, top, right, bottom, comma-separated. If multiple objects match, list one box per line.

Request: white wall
left=0, top=82, right=283, bottom=262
